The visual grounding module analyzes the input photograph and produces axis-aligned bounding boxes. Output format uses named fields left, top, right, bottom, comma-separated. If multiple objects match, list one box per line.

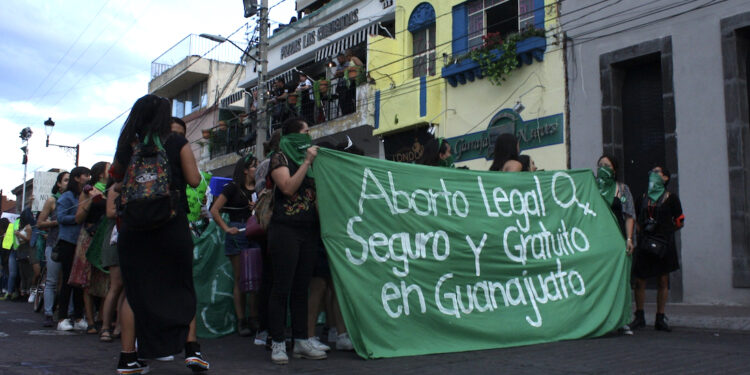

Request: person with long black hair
left=210, top=154, right=259, bottom=337
left=109, top=94, right=208, bottom=374
left=489, top=133, right=522, bottom=172
left=54, top=166, right=91, bottom=332
left=416, top=138, right=453, bottom=167
left=267, top=117, right=325, bottom=364
left=36, top=171, right=69, bottom=327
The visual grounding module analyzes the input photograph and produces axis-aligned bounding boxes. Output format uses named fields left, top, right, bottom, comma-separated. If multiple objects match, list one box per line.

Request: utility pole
left=19, top=127, right=32, bottom=212
left=255, top=0, right=269, bottom=160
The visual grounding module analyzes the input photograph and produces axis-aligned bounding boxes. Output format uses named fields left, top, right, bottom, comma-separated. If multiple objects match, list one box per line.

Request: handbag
left=239, top=247, right=263, bottom=292
left=640, top=234, right=668, bottom=258
left=68, top=229, right=92, bottom=288
left=245, top=215, right=265, bottom=240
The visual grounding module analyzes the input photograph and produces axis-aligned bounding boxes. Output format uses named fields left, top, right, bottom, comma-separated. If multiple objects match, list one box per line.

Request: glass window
left=412, top=24, right=436, bottom=78
left=467, top=0, right=535, bottom=51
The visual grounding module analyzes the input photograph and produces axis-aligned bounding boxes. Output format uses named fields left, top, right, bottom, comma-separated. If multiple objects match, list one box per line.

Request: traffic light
left=243, top=0, right=257, bottom=18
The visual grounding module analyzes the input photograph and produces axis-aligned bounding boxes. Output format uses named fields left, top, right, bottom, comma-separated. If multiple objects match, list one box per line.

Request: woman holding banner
left=631, top=166, right=684, bottom=333
left=489, top=133, right=522, bottom=172
left=266, top=117, right=326, bottom=364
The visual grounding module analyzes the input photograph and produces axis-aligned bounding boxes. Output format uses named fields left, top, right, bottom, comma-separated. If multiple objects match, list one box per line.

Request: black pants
left=267, top=222, right=319, bottom=341
left=257, top=241, right=272, bottom=331
left=55, top=240, right=83, bottom=320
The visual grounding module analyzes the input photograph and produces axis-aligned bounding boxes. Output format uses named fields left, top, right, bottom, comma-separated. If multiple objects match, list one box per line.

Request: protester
left=269, top=78, right=290, bottom=125
left=171, top=117, right=187, bottom=136
left=210, top=154, right=259, bottom=337
left=267, top=117, right=325, bottom=364
left=0, top=218, right=11, bottom=299
left=55, top=166, right=91, bottom=332
left=489, top=133, right=522, bottom=172
left=252, top=129, right=281, bottom=347
left=335, top=50, right=363, bottom=115
left=631, top=166, right=684, bottom=333
left=14, top=206, right=34, bottom=302
left=596, top=155, right=636, bottom=335
left=75, top=161, right=110, bottom=334
left=99, top=180, right=122, bottom=343
left=110, top=94, right=208, bottom=373
left=518, top=154, right=537, bottom=172
left=36, top=171, right=69, bottom=325
left=416, top=138, right=453, bottom=167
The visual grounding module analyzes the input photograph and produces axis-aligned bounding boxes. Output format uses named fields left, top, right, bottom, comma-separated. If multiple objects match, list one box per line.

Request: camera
left=644, top=217, right=658, bottom=233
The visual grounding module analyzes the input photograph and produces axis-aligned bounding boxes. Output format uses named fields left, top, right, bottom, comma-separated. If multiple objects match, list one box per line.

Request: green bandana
left=94, top=181, right=106, bottom=193
left=279, top=133, right=313, bottom=176
left=53, top=192, right=61, bottom=200
left=647, top=172, right=665, bottom=202
left=438, top=154, right=455, bottom=168
left=596, top=166, right=616, bottom=205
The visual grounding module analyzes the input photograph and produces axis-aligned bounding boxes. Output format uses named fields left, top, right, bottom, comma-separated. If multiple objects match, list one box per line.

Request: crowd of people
left=0, top=94, right=684, bottom=373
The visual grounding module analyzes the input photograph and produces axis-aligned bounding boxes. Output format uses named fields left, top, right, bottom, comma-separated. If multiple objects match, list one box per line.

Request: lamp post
left=198, top=34, right=260, bottom=63
left=44, top=117, right=79, bottom=167
left=19, top=127, right=32, bottom=211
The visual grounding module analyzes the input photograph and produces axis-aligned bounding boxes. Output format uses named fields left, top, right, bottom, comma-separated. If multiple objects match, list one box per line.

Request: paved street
left=1, top=300, right=749, bottom=375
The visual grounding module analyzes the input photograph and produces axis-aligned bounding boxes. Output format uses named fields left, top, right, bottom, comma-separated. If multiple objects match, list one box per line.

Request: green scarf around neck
left=647, top=172, right=665, bottom=202
left=438, top=154, right=455, bottom=168
left=94, top=181, right=106, bottom=193
left=53, top=192, right=62, bottom=200
left=279, top=133, right=313, bottom=176
left=596, top=166, right=616, bottom=205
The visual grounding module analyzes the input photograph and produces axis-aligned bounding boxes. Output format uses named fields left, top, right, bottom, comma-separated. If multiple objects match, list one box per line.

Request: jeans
left=44, top=245, right=62, bottom=316
left=7, top=250, right=18, bottom=295
left=267, top=222, right=319, bottom=341
left=55, top=240, right=83, bottom=320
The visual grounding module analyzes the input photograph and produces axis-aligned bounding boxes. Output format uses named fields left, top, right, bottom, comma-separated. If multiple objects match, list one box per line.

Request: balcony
left=441, top=36, right=547, bottom=87
left=149, top=34, right=246, bottom=98
left=200, top=116, right=256, bottom=174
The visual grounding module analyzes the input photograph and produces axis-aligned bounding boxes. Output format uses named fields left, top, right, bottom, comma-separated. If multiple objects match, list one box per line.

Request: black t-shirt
left=220, top=182, right=254, bottom=223
left=115, top=133, right=190, bottom=215
left=269, top=152, right=318, bottom=226
left=637, top=193, right=683, bottom=237
left=273, top=86, right=288, bottom=101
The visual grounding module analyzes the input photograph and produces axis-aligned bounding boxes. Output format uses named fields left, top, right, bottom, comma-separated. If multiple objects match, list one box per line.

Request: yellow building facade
left=368, top=0, right=567, bottom=169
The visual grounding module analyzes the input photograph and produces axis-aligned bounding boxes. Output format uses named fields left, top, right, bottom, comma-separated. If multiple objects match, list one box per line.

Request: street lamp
left=44, top=117, right=80, bottom=167
left=199, top=33, right=259, bottom=63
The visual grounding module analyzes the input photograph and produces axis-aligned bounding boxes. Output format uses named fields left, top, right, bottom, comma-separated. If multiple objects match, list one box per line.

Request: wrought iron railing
left=209, top=119, right=256, bottom=159
left=151, top=34, right=247, bottom=79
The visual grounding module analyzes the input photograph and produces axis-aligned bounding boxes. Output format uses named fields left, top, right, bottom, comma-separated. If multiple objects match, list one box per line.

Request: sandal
left=87, top=325, right=98, bottom=334
left=100, top=329, right=113, bottom=342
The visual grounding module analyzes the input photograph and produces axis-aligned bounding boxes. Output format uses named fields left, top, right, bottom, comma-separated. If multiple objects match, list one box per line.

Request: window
left=172, top=81, right=208, bottom=118
left=409, top=3, right=437, bottom=78
left=467, top=0, right=535, bottom=50
left=412, top=24, right=436, bottom=77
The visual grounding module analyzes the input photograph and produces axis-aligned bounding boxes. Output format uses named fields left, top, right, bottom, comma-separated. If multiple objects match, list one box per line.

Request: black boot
left=185, top=341, right=210, bottom=372
left=630, top=310, right=646, bottom=330
left=655, top=313, right=672, bottom=332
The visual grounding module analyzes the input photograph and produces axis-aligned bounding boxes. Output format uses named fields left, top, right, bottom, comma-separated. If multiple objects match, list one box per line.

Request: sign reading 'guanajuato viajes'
left=446, top=110, right=564, bottom=163
left=314, top=149, right=631, bottom=359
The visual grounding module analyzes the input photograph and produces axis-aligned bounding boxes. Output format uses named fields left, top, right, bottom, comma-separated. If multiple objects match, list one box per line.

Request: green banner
left=314, top=149, right=631, bottom=359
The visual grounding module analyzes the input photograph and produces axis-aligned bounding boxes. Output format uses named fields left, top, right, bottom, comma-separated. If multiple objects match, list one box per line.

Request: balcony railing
left=209, top=119, right=256, bottom=159
left=268, top=77, right=360, bottom=131
left=151, top=34, right=247, bottom=79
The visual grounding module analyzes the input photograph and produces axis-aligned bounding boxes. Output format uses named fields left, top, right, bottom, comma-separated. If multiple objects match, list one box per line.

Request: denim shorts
left=225, top=221, right=250, bottom=256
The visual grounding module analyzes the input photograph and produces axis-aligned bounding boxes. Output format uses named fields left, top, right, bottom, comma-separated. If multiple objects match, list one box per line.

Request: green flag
left=314, top=148, right=631, bottom=359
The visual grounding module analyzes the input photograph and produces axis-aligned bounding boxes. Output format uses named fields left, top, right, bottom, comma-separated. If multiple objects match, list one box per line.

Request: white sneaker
left=72, top=320, right=88, bottom=331
left=308, top=336, right=331, bottom=352
left=336, top=333, right=354, bottom=351
left=57, top=319, right=73, bottom=331
left=621, top=324, right=634, bottom=336
left=327, top=327, right=338, bottom=343
left=27, top=289, right=36, bottom=303
left=293, top=339, right=327, bottom=360
left=270, top=341, right=288, bottom=365
left=254, top=330, right=268, bottom=346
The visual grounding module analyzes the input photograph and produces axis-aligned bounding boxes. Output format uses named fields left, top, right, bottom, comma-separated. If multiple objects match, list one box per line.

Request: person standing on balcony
left=296, top=72, right=315, bottom=126
left=335, top=50, right=363, bottom=116
left=269, top=78, right=290, bottom=127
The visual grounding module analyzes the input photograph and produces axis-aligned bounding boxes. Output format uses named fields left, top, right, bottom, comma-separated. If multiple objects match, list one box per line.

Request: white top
left=297, top=78, right=314, bottom=100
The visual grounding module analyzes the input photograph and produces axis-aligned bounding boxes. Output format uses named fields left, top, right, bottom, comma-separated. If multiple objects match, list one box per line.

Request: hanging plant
left=468, top=32, right=518, bottom=86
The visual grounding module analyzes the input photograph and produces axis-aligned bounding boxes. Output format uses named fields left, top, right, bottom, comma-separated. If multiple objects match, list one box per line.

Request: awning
left=248, top=68, right=296, bottom=93
left=315, top=23, right=378, bottom=62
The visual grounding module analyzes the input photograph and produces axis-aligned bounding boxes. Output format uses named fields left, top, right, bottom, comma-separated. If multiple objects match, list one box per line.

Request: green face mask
left=647, top=172, right=665, bottom=202
left=596, top=166, right=616, bottom=205
left=94, top=181, right=107, bottom=193
left=438, top=154, right=455, bottom=168
left=279, top=132, right=313, bottom=176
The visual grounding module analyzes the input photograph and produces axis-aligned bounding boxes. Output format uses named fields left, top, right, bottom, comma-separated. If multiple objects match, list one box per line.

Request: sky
left=0, top=0, right=295, bottom=201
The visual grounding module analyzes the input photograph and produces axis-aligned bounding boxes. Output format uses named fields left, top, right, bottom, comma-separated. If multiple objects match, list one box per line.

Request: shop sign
left=383, top=127, right=434, bottom=163
left=447, top=110, right=564, bottom=162
left=280, top=9, right=359, bottom=60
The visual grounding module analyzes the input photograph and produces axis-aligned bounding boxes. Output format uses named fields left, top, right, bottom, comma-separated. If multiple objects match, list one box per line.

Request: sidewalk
left=643, top=302, right=750, bottom=331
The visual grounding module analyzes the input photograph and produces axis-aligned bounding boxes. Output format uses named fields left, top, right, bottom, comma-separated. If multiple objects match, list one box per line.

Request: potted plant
left=287, top=92, right=299, bottom=105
